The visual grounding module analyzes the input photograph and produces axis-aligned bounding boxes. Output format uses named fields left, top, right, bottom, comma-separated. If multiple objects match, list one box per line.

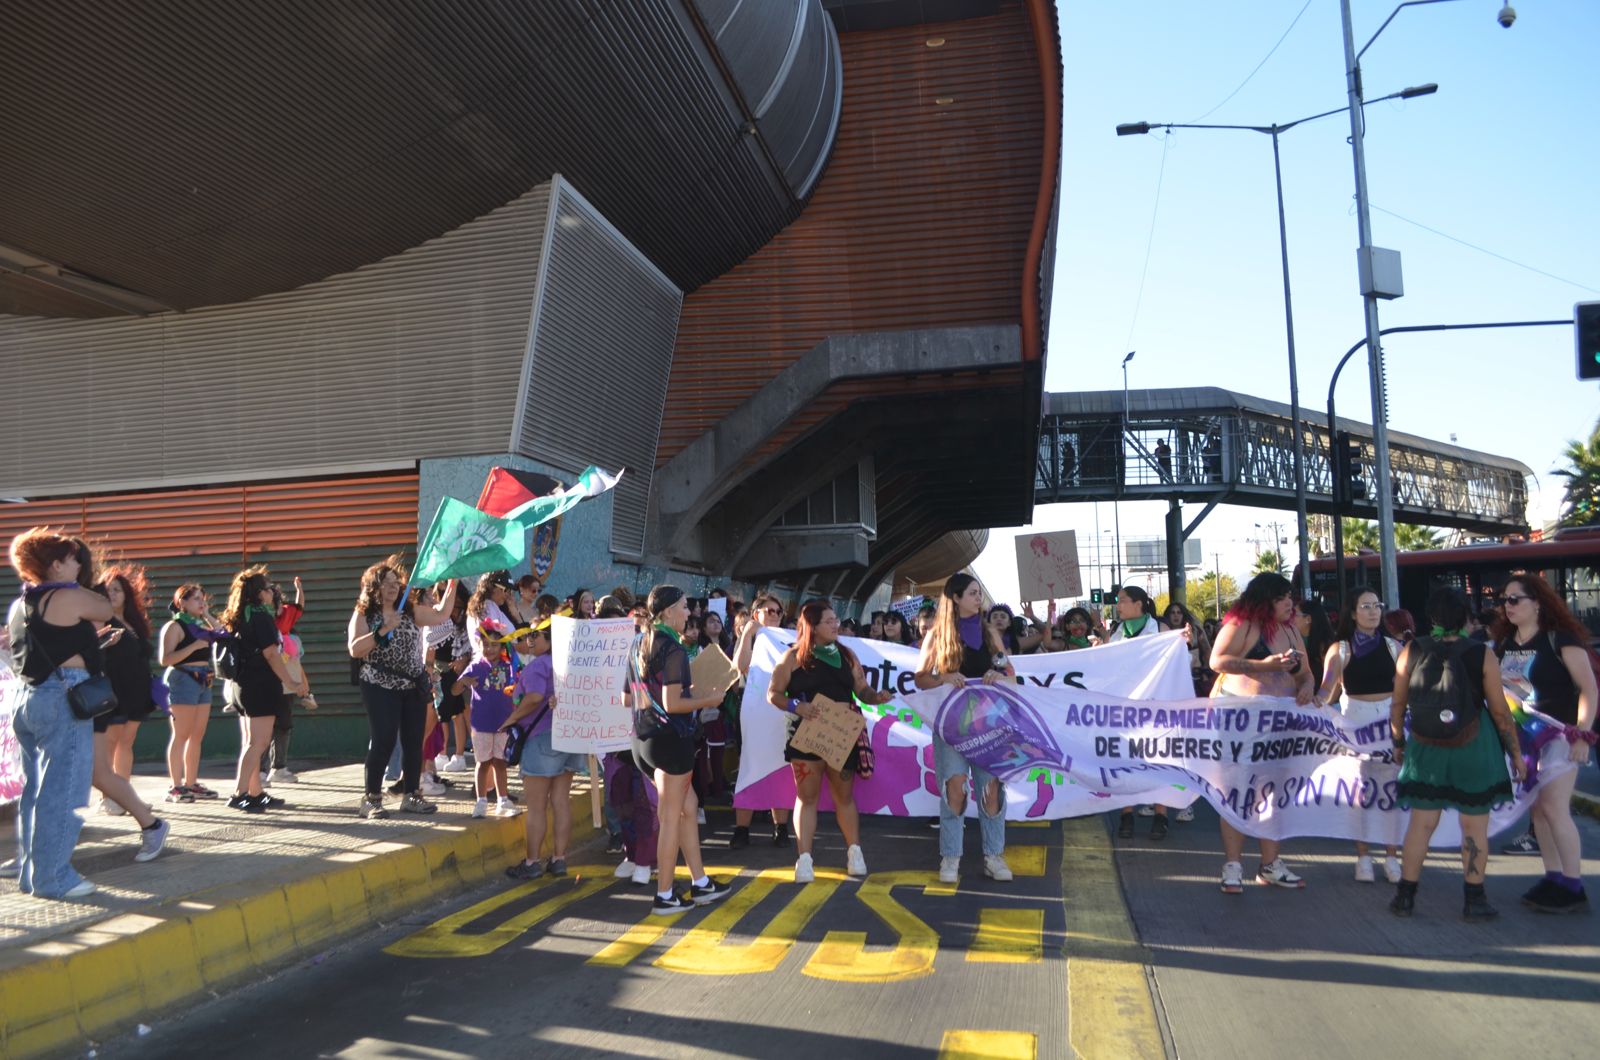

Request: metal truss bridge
left=1035, top=388, right=1531, bottom=535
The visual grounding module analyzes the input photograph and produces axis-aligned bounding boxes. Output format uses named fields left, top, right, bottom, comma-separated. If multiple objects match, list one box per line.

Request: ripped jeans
left=934, top=735, right=1006, bottom=859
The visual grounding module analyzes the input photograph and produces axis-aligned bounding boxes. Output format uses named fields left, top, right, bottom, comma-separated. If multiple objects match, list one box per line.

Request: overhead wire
left=1370, top=204, right=1600, bottom=294
left=1185, top=0, right=1317, bottom=124
left=1123, top=130, right=1171, bottom=352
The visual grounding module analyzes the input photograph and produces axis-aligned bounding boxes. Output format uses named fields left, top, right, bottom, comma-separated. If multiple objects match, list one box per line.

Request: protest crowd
left=3, top=522, right=1595, bottom=924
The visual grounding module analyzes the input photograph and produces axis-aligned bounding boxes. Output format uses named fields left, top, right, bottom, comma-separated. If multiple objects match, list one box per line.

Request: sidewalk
left=0, top=760, right=604, bottom=1058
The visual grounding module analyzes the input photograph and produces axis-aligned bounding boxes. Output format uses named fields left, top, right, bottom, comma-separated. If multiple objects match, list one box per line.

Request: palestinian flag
left=476, top=468, right=564, bottom=519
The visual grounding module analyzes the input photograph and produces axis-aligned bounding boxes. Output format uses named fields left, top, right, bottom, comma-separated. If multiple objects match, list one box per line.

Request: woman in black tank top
left=6, top=528, right=116, bottom=899
left=1315, top=589, right=1403, bottom=883
left=914, top=574, right=1017, bottom=886
left=768, top=600, right=895, bottom=883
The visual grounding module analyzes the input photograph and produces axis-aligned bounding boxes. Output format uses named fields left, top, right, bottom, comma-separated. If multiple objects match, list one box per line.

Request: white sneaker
left=938, top=856, right=960, bottom=883
left=419, top=776, right=447, bottom=797
left=445, top=755, right=469, bottom=773
left=1354, top=855, right=1376, bottom=883
left=259, top=772, right=270, bottom=789
left=846, top=845, right=867, bottom=877
left=983, top=854, right=1013, bottom=881
left=630, top=863, right=653, bottom=886
left=62, top=879, right=98, bottom=899
left=1136, top=804, right=1155, bottom=817
left=1383, top=857, right=1403, bottom=884
left=793, top=853, right=815, bottom=883
left=614, top=859, right=638, bottom=879
left=1175, top=805, right=1195, bottom=823
left=268, top=768, right=298, bottom=784
left=1221, top=860, right=1245, bottom=894
left=471, top=797, right=488, bottom=819
left=100, top=798, right=127, bottom=817
left=1258, top=859, right=1306, bottom=889
left=695, top=808, right=706, bottom=825
left=433, top=754, right=450, bottom=775
left=496, top=797, right=523, bottom=817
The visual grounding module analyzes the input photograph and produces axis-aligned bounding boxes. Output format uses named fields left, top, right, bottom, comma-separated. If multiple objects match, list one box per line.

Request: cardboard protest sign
left=789, top=695, right=866, bottom=772
left=550, top=616, right=636, bottom=754
left=689, top=642, right=740, bottom=701
left=1014, top=530, right=1082, bottom=602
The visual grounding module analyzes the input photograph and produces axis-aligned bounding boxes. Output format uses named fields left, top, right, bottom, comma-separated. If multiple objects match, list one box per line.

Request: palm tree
left=1341, top=517, right=1380, bottom=553
left=1253, top=549, right=1284, bottom=576
left=1555, top=415, right=1600, bottom=528
left=1394, top=523, right=1444, bottom=551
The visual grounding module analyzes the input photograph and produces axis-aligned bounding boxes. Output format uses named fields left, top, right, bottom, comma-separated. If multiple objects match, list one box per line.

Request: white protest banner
left=735, top=628, right=1193, bottom=818
left=733, top=630, right=1554, bottom=847
left=1014, top=530, right=1081, bottom=602
left=550, top=616, right=636, bottom=754
left=708, top=597, right=727, bottom=621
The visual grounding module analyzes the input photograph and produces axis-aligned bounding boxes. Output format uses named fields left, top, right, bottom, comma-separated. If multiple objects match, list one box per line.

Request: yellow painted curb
left=0, top=781, right=601, bottom=1058
left=1061, top=816, right=1165, bottom=1060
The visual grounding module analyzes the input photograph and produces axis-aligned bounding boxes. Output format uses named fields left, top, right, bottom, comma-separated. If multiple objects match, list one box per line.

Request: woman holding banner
left=1209, top=572, right=1314, bottom=894
left=1114, top=587, right=1175, bottom=840
left=915, top=573, right=1016, bottom=885
left=630, top=585, right=733, bottom=914
left=768, top=600, right=896, bottom=882
left=1317, top=589, right=1404, bottom=884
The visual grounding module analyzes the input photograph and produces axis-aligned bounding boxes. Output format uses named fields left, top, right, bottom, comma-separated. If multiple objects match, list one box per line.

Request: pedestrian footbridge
left=1035, top=388, right=1531, bottom=534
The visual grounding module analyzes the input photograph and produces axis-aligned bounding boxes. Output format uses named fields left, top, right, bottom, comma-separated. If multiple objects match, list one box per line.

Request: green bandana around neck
left=1430, top=625, right=1470, bottom=640
left=1120, top=615, right=1150, bottom=638
left=652, top=621, right=684, bottom=646
left=811, top=642, right=843, bottom=667
left=1067, top=634, right=1091, bottom=649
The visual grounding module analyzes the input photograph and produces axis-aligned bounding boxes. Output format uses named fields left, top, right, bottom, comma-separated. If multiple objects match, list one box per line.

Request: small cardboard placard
left=689, top=642, right=740, bottom=701
left=788, top=695, right=866, bottom=772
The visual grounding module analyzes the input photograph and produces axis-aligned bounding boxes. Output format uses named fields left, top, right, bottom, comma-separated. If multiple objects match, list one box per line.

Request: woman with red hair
left=6, top=528, right=114, bottom=898
left=767, top=599, right=895, bottom=882
left=1208, top=572, right=1314, bottom=895
left=1492, top=572, right=1597, bottom=913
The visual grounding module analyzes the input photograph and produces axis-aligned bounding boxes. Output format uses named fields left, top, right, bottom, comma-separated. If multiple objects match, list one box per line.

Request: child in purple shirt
left=453, top=628, right=522, bottom=819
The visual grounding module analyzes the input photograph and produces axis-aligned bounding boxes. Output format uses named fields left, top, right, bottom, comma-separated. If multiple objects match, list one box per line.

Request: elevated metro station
left=0, top=0, right=1062, bottom=748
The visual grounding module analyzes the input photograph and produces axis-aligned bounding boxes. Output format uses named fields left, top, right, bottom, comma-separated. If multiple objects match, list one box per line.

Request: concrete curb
left=0, top=789, right=599, bottom=1058
left=1574, top=790, right=1600, bottom=822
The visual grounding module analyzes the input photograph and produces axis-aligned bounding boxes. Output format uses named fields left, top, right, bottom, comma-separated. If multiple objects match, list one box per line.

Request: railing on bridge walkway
left=1035, top=388, right=1531, bottom=534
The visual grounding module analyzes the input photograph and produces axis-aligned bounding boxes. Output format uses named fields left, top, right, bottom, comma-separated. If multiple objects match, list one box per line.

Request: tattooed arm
left=1480, top=648, right=1527, bottom=783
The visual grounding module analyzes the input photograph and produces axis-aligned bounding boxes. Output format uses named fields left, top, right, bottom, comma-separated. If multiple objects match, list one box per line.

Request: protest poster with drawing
left=788, top=695, right=865, bottom=772
left=1014, top=530, right=1082, bottom=603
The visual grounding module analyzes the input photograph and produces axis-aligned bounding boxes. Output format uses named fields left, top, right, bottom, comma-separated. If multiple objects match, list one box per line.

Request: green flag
left=411, top=498, right=527, bottom=585
left=411, top=466, right=623, bottom=585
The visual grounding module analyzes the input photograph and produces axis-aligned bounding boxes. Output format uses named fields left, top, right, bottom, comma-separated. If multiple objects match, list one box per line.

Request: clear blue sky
left=973, top=0, right=1600, bottom=605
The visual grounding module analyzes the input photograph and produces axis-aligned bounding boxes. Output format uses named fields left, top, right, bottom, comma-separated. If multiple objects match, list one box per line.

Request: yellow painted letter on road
left=385, top=866, right=615, bottom=959
left=803, top=870, right=950, bottom=983
left=657, top=867, right=843, bottom=975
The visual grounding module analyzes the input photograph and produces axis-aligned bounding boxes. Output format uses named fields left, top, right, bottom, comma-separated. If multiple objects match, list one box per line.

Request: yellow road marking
left=1005, top=844, right=1048, bottom=877
left=587, top=913, right=685, bottom=967
left=656, top=868, right=844, bottom=975
left=803, top=870, right=949, bottom=983
left=966, top=908, right=1043, bottom=964
left=384, top=866, right=614, bottom=959
left=1061, top=818, right=1164, bottom=1058
left=1012, top=820, right=1052, bottom=828
left=937, top=1029, right=1038, bottom=1059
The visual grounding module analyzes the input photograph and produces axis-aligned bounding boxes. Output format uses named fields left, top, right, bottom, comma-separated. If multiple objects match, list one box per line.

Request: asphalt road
left=107, top=808, right=1071, bottom=1059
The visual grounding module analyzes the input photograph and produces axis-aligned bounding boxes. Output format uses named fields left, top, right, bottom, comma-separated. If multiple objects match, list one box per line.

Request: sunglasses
left=1501, top=594, right=1531, bottom=606
left=762, top=607, right=781, bottom=616
left=1356, top=602, right=1384, bottom=611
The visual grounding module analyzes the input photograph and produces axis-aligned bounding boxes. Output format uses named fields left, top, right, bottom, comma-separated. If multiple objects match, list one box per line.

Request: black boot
left=1117, top=813, right=1135, bottom=839
left=1462, top=881, right=1499, bottom=922
left=773, top=821, right=792, bottom=848
left=1149, top=815, right=1169, bottom=841
left=1389, top=879, right=1418, bottom=918
left=729, top=826, right=750, bottom=850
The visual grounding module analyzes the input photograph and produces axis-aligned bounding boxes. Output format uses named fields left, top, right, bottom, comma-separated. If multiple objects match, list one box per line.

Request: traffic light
left=1577, top=301, right=1600, bottom=380
left=1332, top=431, right=1365, bottom=508
left=1089, top=589, right=1102, bottom=604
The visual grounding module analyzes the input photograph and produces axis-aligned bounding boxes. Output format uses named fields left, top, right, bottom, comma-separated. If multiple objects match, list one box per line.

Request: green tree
left=1253, top=549, right=1284, bottom=576
left=1555, top=415, right=1600, bottom=528
left=1394, top=523, right=1445, bottom=551
left=1341, top=517, right=1381, bottom=553
left=1156, top=572, right=1239, bottom=622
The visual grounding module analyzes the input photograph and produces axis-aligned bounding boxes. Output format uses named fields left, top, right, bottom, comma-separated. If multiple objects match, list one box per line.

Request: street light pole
left=1268, top=123, right=1311, bottom=598
left=1117, top=350, right=1135, bottom=589
left=1339, top=0, right=1400, bottom=608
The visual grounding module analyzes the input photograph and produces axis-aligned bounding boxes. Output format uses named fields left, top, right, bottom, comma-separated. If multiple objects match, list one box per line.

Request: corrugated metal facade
left=0, top=472, right=420, bottom=746
left=515, top=180, right=684, bottom=558
left=657, top=1, right=1045, bottom=460
left=0, top=187, right=551, bottom=499
left=0, top=0, right=839, bottom=317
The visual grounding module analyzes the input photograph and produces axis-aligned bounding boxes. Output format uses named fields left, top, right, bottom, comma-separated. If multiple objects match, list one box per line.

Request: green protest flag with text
left=411, top=498, right=527, bottom=585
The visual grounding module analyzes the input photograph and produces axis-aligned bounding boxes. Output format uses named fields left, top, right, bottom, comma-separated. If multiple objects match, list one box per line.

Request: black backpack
left=1406, top=637, right=1481, bottom=745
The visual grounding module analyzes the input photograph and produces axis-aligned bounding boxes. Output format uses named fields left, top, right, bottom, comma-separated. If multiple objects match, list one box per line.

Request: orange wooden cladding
left=0, top=472, right=418, bottom=562
left=658, top=1, right=1049, bottom=462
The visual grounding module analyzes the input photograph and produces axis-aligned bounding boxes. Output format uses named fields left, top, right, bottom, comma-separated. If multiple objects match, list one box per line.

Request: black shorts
left=236, top=679, right=283, bottom=719
left=633, top=728, right=696, bottom=777
left=783, top=715, right=862, bottom=774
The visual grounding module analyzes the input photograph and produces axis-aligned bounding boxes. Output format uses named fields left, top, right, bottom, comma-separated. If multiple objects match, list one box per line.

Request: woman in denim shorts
left=502, top=621, right=586, bottom=879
